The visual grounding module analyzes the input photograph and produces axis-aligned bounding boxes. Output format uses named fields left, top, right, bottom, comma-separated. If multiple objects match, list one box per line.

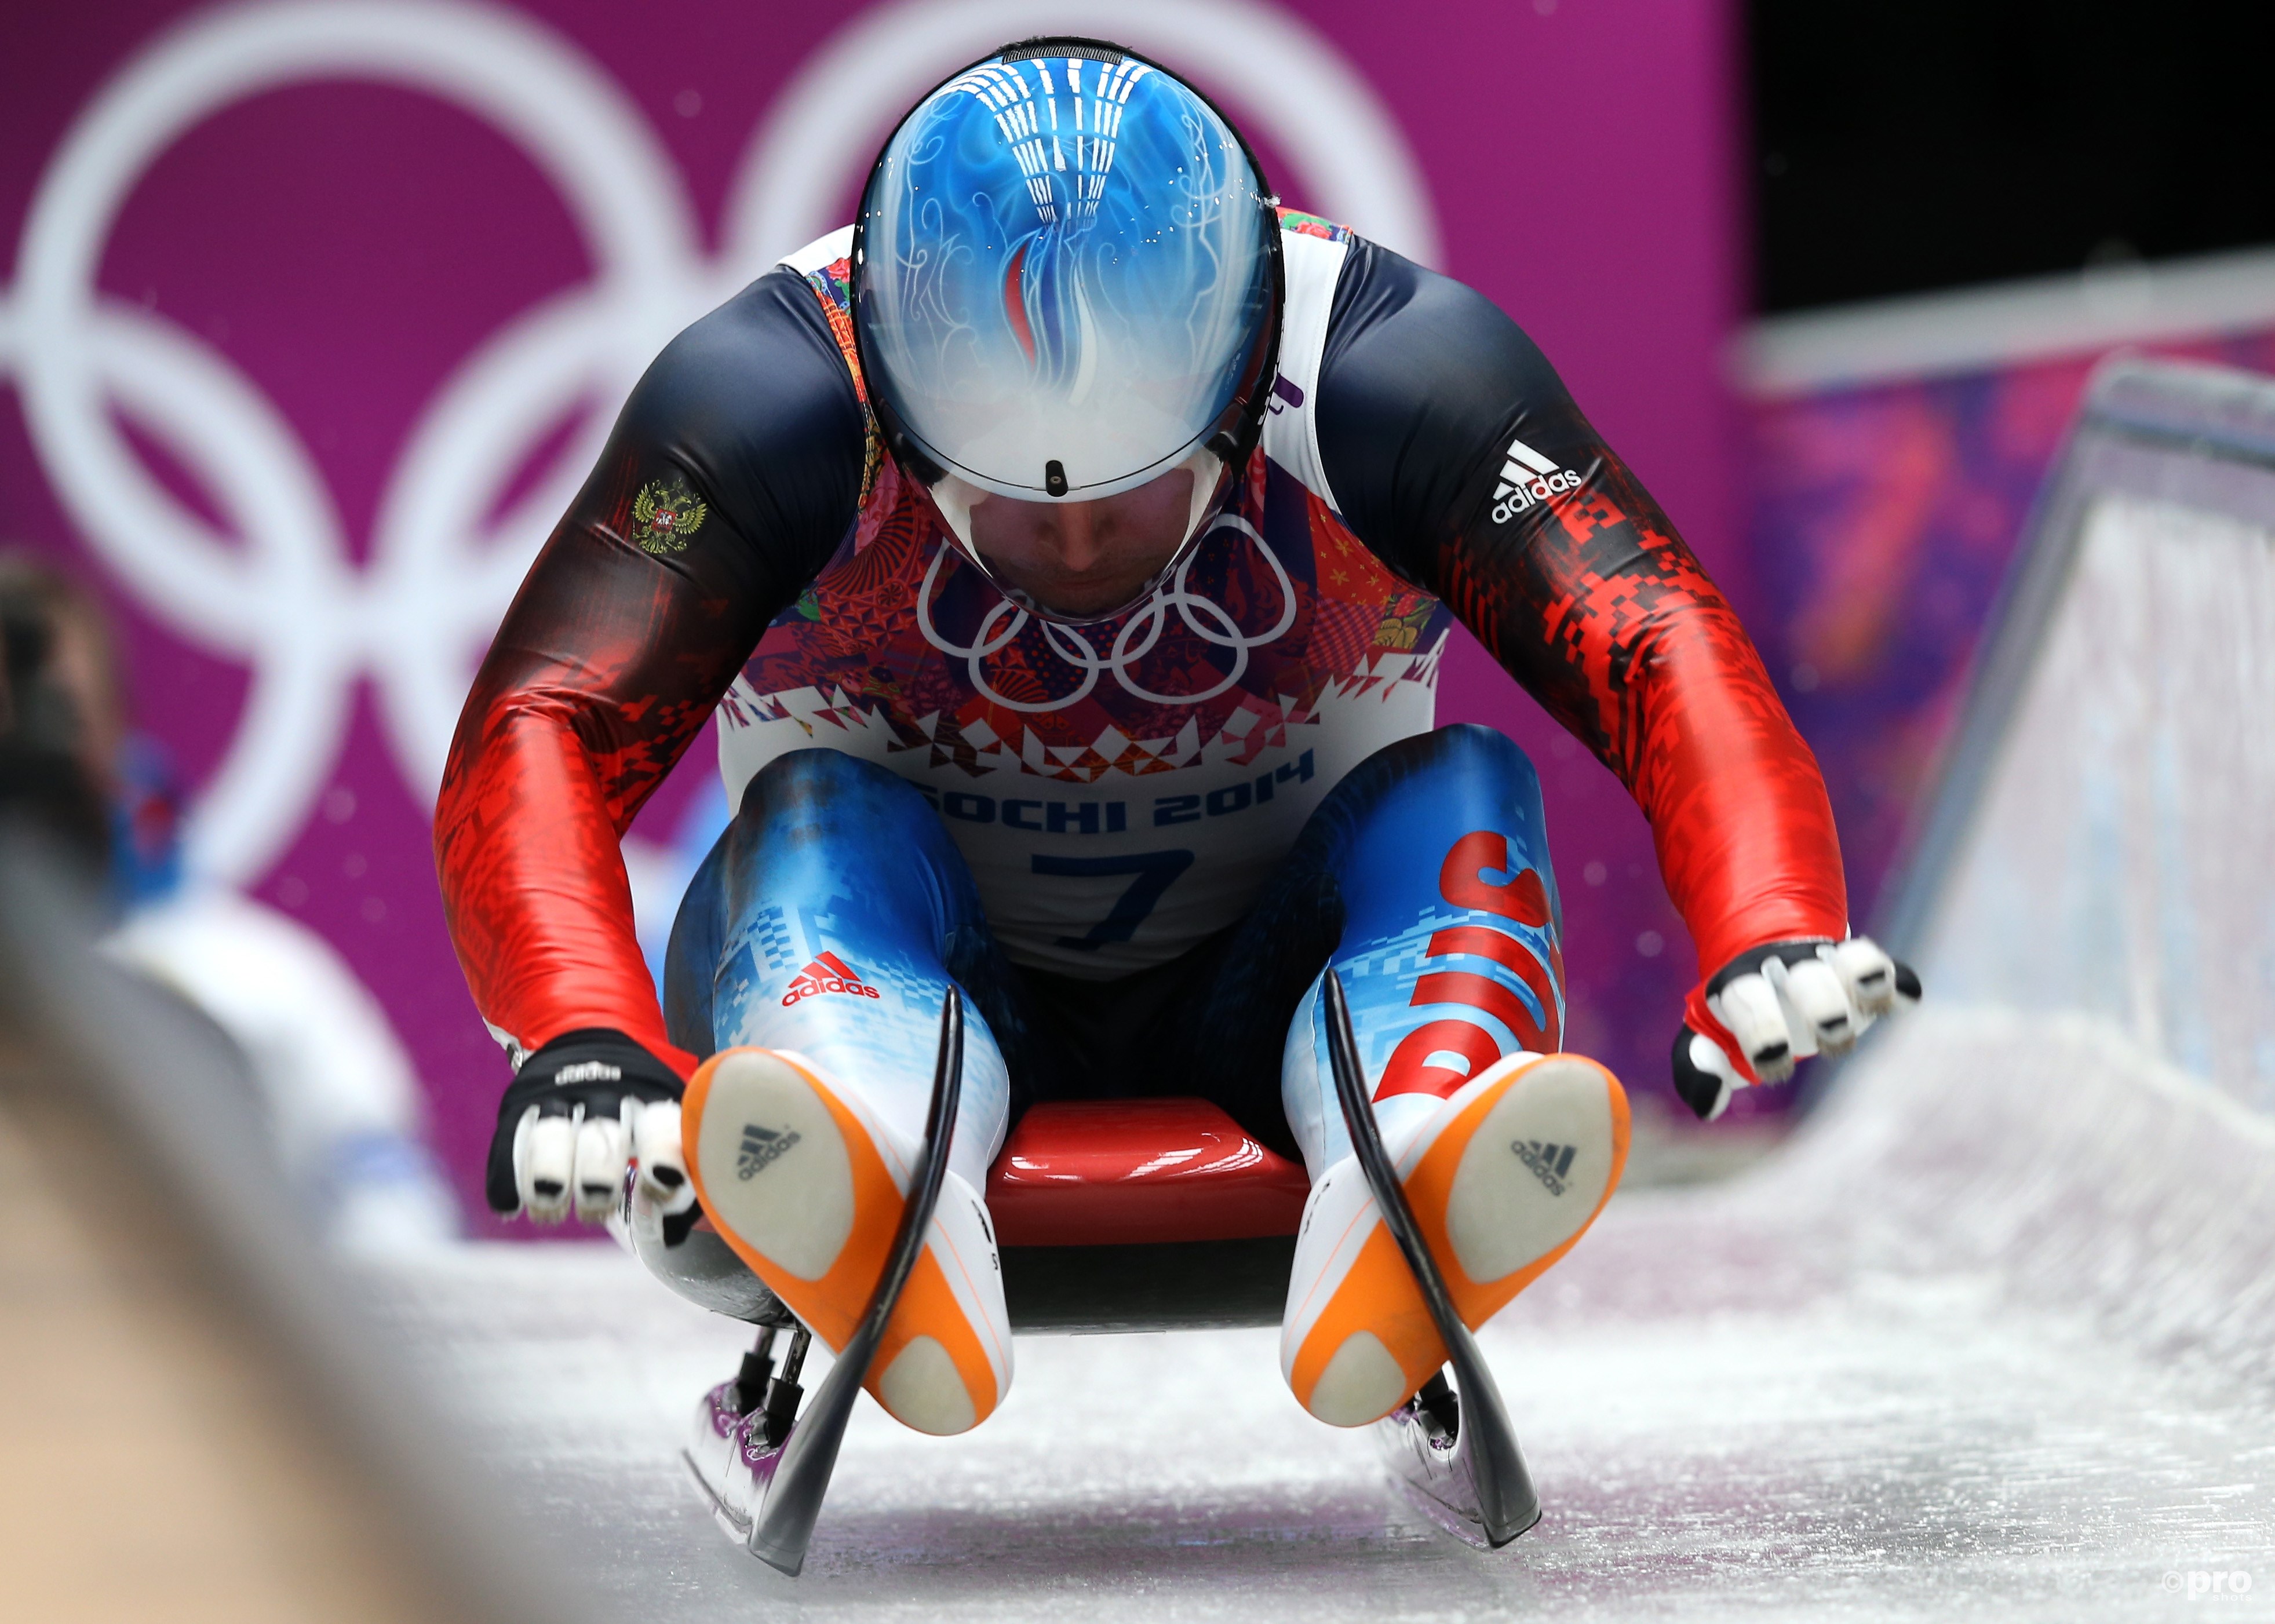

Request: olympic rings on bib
left=914, top=513, right=1299, bottom=715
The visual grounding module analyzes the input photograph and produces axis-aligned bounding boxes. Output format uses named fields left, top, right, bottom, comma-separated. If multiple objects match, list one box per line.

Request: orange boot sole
left=1284, top=1052, right=1629, bottom=1426
left=681, top=1046, right=1009, bottom=1435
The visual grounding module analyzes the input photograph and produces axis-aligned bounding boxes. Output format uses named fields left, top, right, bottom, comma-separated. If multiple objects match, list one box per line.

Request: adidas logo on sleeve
left=1489, top=436, right=1581, bottom=524
left=780, top=951, right=884, bottom=1007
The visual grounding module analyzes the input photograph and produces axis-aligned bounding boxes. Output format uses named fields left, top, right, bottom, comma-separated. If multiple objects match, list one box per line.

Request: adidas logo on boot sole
left=1512, top=1138, right=1577, bottom=1196
left=682, top=1047, right=1013, bottom=1437
left=1281, top=1052, right=1630, bottom=1428
left=737, top=1124, right=801, bottom=1181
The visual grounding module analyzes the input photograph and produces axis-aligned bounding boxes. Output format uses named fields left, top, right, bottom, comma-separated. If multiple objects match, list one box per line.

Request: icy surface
left=369, top=1019, right=2275, bottom=1624
left=364, top=363, right=2275, bottom=1618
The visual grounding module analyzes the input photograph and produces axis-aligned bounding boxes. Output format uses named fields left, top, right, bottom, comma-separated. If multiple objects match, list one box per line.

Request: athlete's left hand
left=1670, top=937, right=1920, bottom=1121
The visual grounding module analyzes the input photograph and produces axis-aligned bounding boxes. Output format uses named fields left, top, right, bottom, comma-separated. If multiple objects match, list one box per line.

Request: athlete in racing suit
left=436, top=41, right=1913, bottom=1447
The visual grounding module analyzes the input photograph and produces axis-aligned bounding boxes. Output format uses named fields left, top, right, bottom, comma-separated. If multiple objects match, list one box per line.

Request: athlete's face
left=963, top=469, right=1194, bottom=618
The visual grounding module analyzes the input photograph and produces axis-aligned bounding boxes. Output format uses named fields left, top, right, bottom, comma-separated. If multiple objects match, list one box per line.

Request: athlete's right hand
left=486, top=1029, right=691, bottom=1224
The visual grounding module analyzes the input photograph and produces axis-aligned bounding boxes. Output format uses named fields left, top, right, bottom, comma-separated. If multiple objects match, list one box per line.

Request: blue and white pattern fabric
left=666, top=727, right=1566, bottom=1175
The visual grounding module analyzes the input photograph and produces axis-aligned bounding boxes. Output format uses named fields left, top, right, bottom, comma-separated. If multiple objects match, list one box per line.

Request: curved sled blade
left=1322, top=970, right=1541, bottom=1548
left=747, top=987, right=965, bottom=1575
left=1373, top=1375, right=1499, bottom=1548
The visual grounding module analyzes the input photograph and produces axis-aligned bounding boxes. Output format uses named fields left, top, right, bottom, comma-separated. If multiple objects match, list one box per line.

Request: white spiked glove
left=1671, top=937, right=1920, bottom=1121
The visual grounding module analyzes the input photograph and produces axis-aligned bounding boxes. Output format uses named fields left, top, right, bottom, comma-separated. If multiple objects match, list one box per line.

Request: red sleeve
left=433, top=272, right=864, bottom=1076
left=1443, top=449, right=1849, bottom=979
left=434, top=502, right=741, bottom=1076
left=1313, top=239, right=1847, bottom=988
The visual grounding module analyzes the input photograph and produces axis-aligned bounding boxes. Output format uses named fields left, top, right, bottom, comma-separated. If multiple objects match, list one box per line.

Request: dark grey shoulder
left=1315, top=240, right=1595, bottom=583
left=612, top=269, right=866, bottom=592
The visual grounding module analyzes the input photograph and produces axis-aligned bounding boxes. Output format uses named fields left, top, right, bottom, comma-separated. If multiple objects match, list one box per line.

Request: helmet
left=852, top=38, right=1281, bottom=623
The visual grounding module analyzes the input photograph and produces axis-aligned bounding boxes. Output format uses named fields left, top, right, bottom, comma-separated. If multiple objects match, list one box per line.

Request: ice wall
left=1785, top=357, right=2275, bottom=1390
left=1893, top=357, right=2275, bottom=1115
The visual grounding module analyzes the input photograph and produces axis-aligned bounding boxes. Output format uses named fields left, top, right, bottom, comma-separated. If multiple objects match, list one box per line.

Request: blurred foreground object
left=0, top=549, right=456, bottom=1243
left=109, top=889, right=458, bottom=1249
left=0, top=552, right=115, bottom=876
left=0, top=835, right=578, bottom=1623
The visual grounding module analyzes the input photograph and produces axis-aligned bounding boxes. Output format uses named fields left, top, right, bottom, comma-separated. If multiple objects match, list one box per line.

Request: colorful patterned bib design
left=717, top=217, right=1453, bottom=978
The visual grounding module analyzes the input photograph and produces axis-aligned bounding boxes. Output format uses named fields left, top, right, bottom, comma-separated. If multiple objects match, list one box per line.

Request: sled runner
left=1321, top=970, right=1543, bottom=1549
left=727, top=988, right=966, bottom=1574
left=696, top=973, right=1540, bottom=1572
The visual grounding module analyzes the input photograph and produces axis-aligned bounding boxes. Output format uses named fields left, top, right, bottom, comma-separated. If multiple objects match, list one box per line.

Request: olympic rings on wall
left=1, top=0, right=1439, bottom=882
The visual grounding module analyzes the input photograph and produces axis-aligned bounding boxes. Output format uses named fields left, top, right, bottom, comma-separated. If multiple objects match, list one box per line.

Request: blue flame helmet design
left=854, top=39, right=1280, bottom=620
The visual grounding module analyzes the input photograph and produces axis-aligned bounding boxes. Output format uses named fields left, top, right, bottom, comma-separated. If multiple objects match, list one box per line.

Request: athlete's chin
left=1005, top=573, right=1155, bottom=618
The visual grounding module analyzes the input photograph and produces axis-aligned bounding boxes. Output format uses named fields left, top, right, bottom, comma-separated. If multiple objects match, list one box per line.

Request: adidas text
left=782, top=951, right=884, bottom=1008
left=1489, top=435, right=1581, bottom=524
left=737, top=1123, right=803, bottom=1181
left=1513, top=1137, right=1577, bottom=1196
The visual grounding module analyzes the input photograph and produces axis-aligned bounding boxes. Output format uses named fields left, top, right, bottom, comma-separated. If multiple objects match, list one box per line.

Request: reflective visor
left=855, top=49, right=1276, bottom=508
left=922, top=444, right=1233, bottom=625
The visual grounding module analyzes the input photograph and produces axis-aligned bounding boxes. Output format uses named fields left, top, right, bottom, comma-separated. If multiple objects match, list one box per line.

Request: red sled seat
left=986, top=1099, right=1311, bottom=1333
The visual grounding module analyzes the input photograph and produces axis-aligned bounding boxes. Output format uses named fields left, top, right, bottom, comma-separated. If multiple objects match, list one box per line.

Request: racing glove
left=486, top=1028, right=692, bottom=1224
left=1670, top=937, right=1921, bottom=1121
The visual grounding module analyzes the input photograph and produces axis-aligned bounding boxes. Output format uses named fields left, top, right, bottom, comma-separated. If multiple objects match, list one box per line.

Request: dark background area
left=1750, top=0, right=2275, bottom=312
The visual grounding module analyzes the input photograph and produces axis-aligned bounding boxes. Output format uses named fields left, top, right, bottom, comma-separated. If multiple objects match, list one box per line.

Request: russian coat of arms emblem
left=632, top=473, right=708, bottom=553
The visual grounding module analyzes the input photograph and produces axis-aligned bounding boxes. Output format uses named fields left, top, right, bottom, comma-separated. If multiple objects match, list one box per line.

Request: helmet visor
left=857, top=53, right=1274, bottom=502
left=926, top=444, right=1231, bottom=625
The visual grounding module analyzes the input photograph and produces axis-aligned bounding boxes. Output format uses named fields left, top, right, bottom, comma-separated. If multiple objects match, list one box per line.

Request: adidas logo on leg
left=1281, top=1052, right=1629, bottom=1428
left=781, top=952, right=884, bottom=1006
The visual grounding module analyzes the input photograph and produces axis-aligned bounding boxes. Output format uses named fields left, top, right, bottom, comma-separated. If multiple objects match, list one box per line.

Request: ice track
left=368, top=358, right=2275, bottom=1621
left=366, top=1010, right=2275, bottom=1623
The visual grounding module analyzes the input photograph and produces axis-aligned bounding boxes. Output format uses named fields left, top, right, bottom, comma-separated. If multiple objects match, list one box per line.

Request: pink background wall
left=0, top=0, right=1748, bottom=1222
